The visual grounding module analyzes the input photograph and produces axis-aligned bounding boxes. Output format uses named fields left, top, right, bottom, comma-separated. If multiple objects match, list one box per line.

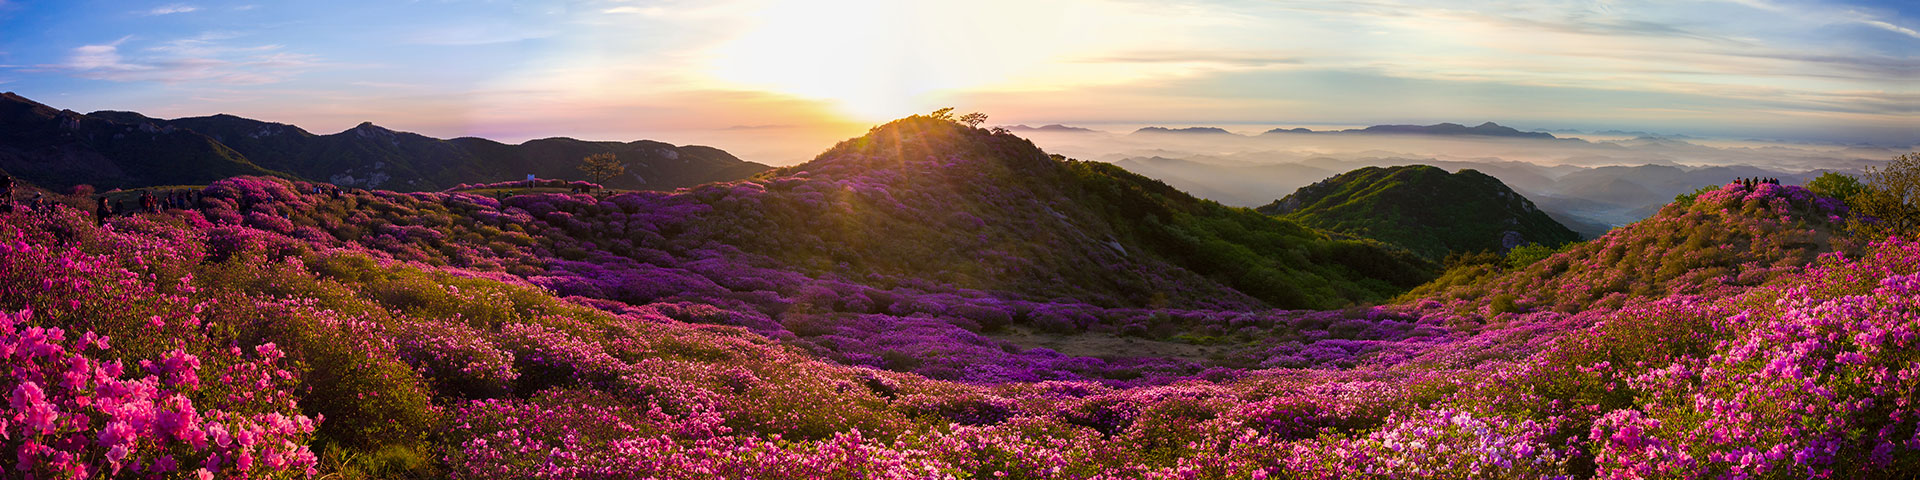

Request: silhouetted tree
left=578, top=153, right=625, bottom=186
left=928, top=107, right=956, bottom=121
left=958, top=112, right=988, bottom=128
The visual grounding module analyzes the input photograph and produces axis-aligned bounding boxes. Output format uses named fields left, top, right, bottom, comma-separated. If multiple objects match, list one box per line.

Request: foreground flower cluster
left=0, top=308, right=318, bottom=478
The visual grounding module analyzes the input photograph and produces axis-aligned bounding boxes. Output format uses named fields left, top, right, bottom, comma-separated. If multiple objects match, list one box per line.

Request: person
left=0, top=173, right=12, bottom=201
left=139, top=190, right=156, bottom=213
left=95, top=197, right=112, bottom=225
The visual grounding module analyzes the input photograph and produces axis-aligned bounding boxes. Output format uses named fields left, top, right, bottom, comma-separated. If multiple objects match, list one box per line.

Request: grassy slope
left=1260, top=165, right=1581, bottom=260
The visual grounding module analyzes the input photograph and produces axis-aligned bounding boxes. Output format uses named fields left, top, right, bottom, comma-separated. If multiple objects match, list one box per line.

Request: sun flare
left=699, top=0, right=1147, bottom=123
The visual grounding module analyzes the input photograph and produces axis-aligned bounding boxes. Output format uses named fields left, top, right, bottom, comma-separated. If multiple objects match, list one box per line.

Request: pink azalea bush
left=1, top=308, right=319, bottom=478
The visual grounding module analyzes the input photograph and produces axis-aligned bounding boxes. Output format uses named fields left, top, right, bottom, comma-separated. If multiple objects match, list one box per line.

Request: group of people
left=0, top=174, right=53, bottom=214
left=93, top=189, right=205, bottom=225
left=1737, top=177, right=1780, bottom=187
left=310, top=185, right=346, bottom=199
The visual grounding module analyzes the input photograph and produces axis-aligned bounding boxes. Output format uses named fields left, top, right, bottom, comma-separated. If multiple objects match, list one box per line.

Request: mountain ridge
left=0, top=91, right=771, bottom=192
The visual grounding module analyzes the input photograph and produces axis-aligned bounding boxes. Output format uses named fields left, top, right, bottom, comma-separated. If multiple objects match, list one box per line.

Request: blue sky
left=0, top=0, right=1913, bottom=162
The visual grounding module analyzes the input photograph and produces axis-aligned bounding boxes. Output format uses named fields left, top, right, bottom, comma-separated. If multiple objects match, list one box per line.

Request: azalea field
left=3, top=117, right=1917, bottom=478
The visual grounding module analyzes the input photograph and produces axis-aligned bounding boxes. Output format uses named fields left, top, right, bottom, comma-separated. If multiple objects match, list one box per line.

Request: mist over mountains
left=1009, top=122, right=1897, bottom=236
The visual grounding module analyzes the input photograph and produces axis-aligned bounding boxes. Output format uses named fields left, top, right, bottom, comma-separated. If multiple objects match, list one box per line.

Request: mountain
left=1131, top=126, right=1237, bottom=135
left=1261, top=122, right=1558, bottom=139
left=0, top=92, right=769, bottom=192
left=1358, top=122, right=1555, bottom=138
left=746, top=116, right=1434, bottom=309
left=0, top=92, right=287, bottom=189
left=89, top=108, right=772, bottom=191
left=1257, top=165, right=1580, bottom=259
left=1000, top=124, right=1098, bottom=133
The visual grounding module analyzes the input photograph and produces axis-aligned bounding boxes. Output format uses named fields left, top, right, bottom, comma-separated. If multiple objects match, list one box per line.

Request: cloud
left=402, top=23, right=554, bottom=46
left=143, top=4, right=198, bottom=15
left=1856, top=17, right=1920, bottom=39
left=603, top=6, right=668, bottom=16
left=1077, top=51, right=1303, bottom=68
left=33, top=36, right=319, bottom=85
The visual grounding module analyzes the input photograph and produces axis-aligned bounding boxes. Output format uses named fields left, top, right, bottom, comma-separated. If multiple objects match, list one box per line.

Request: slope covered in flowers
left=2, top=118, right=1916, bottom=478
left=1406, top=181, right=1848, bottom=315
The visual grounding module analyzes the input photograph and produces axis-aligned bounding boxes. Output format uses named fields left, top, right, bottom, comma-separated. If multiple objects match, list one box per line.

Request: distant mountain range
left=1000, top=124, right=1098, bottom=133
left=0, top=92, right=770, bottom=191
left=1009, top=122, right=1565, bottom=139
left=1258, top=165, right=1580, bottom=259
left=1131, top=126, right=1237, bottom=135
left=1262, top=122, right=1558, bottom=139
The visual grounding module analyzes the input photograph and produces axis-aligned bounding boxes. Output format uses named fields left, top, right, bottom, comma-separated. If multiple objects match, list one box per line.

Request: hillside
left=1404, top=180, right=1848, bottom=315
left=1, top=113, right=1913, bottom=478
left=0, top=92, right=288, bottom=189
left=0, top=92, right=770, bottom=192
left=754, top=117, right=1434, bottom=309
left=1258, top=165, right=1581, bottom=259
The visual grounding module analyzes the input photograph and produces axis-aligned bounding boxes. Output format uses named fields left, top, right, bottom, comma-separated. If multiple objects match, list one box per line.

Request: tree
left=928, top=107, right=955, bottom=121
left=1807, top=171, right=1865, bottom=204
left=578, top=152, right=625, bottom=186
left=1850, top=153, right=1920, bottom=240
left=958, top=112, right=988, bottom=128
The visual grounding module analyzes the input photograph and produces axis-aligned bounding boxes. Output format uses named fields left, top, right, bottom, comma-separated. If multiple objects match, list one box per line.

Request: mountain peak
left=347, top=121, right=396, bottom=139
left=1259, top=164, right=1579, bottom=259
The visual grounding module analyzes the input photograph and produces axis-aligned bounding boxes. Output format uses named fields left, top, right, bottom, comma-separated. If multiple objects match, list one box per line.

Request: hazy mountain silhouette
left=1001, top=124, right=1099, bottom=133
left=1262, top=122, right=1558, bottom=139
left=0, top=92, right=769, bottom=191
left=1131, top=126, right=1237, bottom=136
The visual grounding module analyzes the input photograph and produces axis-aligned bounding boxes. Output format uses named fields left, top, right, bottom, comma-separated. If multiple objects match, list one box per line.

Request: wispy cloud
left=603, top=6, right=668, bottom=16
left=29, top=35, right=319, bottom=85
left=142, top=4, right=198, bottom=15
left=1855, top=16, right=1920, bottom=39
left=401, top=23, right=554, bottom=46
left=1078, top=51, right=1303, bottom=68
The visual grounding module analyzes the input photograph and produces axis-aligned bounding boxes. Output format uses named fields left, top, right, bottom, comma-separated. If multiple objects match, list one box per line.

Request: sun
left=702, top=1, right=938, bottom=121
left=701, top=0, right=1091, bottom=123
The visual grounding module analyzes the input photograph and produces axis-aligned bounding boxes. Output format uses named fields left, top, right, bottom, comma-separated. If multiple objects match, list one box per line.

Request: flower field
left=2, top=116, right=1914, bottom=478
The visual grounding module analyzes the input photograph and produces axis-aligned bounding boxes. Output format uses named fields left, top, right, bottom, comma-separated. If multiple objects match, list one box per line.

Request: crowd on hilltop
left=1737, top=176, right=1780, bottom=187
left=89, top=189, right=207, bottom=225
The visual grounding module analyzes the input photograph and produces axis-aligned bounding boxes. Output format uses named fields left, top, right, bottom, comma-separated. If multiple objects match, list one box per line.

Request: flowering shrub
left=0, top=309, right=319, bottom=478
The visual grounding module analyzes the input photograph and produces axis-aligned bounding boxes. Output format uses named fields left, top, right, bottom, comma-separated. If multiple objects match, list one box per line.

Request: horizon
left=0, top=0, right=1914, bottom=164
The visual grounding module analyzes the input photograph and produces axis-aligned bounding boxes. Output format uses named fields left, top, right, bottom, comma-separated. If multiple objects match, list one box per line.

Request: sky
left=0, top=0, right=1913, bottom=165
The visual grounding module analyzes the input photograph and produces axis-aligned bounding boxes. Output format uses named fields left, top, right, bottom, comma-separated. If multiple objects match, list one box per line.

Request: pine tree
left=578, top=153, right=625, bottom=186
